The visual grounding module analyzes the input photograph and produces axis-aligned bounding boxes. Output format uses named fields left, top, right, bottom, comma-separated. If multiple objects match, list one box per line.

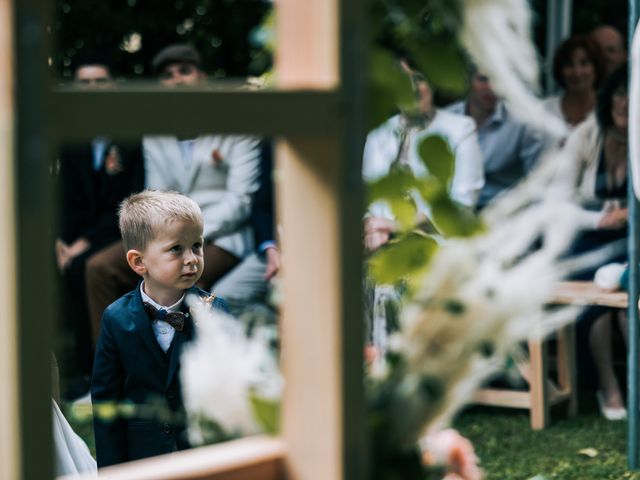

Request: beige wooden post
left=277, top=1, right=366, bottom=479
left=4, top=0, right=366, bottom=478
left=0, top=1, right=18, bottom=479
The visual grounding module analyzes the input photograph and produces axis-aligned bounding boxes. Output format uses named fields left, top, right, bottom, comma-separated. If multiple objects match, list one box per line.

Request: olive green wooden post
left=628, top=0, right=640, bottom=470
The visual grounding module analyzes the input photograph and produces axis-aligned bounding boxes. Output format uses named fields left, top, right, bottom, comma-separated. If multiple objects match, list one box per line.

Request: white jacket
left=144, top=134, right=261, bottom=258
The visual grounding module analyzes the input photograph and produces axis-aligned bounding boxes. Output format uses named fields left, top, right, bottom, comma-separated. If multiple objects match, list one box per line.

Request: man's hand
left=55, top=239, right=70, bottom=272
left=56, top=237, right=91, bottom=272
left=364, top=216, right=397, bottom=252
left=264, top=247, right=281, bottom=281
left=598, top=206, right=628, bottom=229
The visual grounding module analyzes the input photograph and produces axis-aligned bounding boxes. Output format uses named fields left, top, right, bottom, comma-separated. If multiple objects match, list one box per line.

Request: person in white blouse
left=543, top=35, right=605, bottom=132
left=553, top=66, right=629, bottom=420
left=363, top=62, right=485, bottom=251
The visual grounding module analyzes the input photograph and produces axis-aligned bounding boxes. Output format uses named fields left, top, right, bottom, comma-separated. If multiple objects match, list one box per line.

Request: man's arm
left=91, top=310, right=128, bottom=468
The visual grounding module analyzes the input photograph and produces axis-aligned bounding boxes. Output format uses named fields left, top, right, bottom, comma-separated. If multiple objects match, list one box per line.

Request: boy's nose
left=184, top=250, right=197, bottom=264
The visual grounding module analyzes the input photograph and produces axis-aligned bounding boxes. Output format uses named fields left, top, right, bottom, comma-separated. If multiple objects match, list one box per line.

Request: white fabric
left=552, top=115, right=606, bottom=229
left=52, top=399, right=97, bottom=477
left=140, top=282, right=184, bottom=352
left=144, top=134, right=261, bottom=259
left=542, top=94, right=596, bottom=134
left=363, top=110, right=485, bottom=211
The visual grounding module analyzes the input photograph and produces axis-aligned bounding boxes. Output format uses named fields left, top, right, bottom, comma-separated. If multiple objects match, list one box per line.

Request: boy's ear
left=126, top=249, right=146, bottom=276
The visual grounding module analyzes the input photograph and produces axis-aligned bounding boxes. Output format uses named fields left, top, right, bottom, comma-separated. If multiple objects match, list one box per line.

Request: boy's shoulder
left=102, top=289, right=140, bottom=322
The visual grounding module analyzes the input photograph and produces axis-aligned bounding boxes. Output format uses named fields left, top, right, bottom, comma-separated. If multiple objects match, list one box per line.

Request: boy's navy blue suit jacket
left=91, top=284, right=229, bottom=468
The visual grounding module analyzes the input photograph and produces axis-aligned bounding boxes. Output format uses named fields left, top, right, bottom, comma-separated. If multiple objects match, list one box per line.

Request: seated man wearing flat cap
left=152, top=44, right=206, bottom=86
left=86, top=44, right=261, bottom=335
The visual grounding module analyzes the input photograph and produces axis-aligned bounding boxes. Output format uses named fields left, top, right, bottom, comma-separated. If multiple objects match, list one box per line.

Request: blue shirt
left=91, top=137, right=110, bottom=171
left=446, top=101, right=547, bottom=208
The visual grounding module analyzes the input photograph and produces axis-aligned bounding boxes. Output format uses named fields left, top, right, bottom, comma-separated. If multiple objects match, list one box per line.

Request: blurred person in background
left=544, top=35, right=605, bottom=131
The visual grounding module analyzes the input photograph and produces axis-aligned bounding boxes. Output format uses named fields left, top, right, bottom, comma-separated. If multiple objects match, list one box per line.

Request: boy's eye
left=192, top=242, right=203, bottom=252
left=170, top=245, right=182, bottom=253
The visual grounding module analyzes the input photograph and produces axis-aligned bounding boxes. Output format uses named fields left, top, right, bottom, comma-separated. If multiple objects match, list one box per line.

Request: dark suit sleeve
left=212, top=297, right=230, bottom=315
left=91, top=309, right=129, bottom=467
left=83, top=144, right=145, bottom=246
left=251, top=141, right=275, bottom=249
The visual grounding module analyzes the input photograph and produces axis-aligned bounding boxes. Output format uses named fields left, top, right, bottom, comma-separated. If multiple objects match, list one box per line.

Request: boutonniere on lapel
left=210, top=149, right=224, bottom=168
left=104, top=145, right=124, bottom=175
left=188, top=293, right=217, bottom=326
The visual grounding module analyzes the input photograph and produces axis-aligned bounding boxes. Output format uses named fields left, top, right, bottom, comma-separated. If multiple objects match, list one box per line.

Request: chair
left=473, top=281, right=628, bottom=430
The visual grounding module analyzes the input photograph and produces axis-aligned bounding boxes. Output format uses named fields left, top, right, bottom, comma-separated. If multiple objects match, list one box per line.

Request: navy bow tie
left=143, top=302, right=187, bottom=332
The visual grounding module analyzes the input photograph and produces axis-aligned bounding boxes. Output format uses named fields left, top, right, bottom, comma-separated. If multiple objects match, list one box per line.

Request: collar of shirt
left=140, top=282, right=184, bottom=352
left=140, top=282, right=184, bottom=312
left=483, top=101, right=506, bottom=128
left=91, top=137, right=111, bottom=171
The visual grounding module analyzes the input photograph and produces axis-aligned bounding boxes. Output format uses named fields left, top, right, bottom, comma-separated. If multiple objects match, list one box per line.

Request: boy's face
left=129, top=219, right=204, bottom=304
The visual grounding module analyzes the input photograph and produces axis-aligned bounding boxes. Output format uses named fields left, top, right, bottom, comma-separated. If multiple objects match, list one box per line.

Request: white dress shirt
left=140, top=282, right=184, bottom=353
left=363, top=110, right=485, bottom=217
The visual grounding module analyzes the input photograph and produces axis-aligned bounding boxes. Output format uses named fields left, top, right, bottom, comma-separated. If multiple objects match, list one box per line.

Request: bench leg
left=556, top=324, right=578, bottom=418
left=528, top=338, right=550, bottom=430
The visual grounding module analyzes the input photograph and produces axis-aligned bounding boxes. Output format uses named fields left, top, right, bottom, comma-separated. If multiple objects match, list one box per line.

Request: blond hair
left=118, top=190, right=203, bottom=251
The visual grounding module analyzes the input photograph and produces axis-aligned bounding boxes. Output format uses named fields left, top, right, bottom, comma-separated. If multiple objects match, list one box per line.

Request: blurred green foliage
left=365, top=0, right=483, bottom=288
left=368, top=0, right=467, bottom=130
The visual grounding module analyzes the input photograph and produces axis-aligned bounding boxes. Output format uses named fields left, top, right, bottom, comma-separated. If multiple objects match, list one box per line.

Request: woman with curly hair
left=544, top=35, right=606, bottom=130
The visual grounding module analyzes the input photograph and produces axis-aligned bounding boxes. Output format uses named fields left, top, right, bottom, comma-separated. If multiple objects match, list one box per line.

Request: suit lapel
left=131, top=287, right=167, bottom=371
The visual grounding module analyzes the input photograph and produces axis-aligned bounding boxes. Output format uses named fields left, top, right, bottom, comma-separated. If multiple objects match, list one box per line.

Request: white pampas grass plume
left=381, top=151, right=601, bottom=446
left=460, top=0, right=566, bottom=138
left=180, top=295, right=283, bottom=445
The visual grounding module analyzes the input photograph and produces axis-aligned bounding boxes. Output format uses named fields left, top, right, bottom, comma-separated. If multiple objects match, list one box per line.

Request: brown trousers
left=86, top=240, right=239, bottom=345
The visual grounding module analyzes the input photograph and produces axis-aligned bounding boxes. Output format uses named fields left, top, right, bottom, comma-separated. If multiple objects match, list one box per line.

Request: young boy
left=91, top=190, right=228, bottom=468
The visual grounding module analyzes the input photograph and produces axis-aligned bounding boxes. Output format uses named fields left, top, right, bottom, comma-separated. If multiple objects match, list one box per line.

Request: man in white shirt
left=363, top=63, right=485, bottom=250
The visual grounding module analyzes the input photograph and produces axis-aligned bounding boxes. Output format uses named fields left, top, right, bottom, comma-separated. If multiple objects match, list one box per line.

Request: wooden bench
left=473, top=281, right=629, bottom=430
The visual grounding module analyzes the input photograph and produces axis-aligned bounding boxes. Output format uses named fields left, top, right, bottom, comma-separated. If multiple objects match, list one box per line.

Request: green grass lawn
left=455, top=405, right=638, bottom=480
left=66, top=399, right=640, bottom=479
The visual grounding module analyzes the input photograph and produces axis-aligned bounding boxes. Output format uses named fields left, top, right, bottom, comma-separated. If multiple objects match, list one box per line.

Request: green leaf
left=250, top=393, right=281, bottom=435
left=416, top=134, right=455, bottom=185
left=368, top=48, right=415, bottom=130
left=430, top=195, right=483, bottom=237
left=413, top=175, right=442, bottom=204
left=411, top=37, right=467, bottom=94
left=390, top=198, right=418, bottom=229
left=369, top=232, right=438, bottom=285
left=368, top=168, right=419, bottom=204
left=367, top=169, right=420, bottom=229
